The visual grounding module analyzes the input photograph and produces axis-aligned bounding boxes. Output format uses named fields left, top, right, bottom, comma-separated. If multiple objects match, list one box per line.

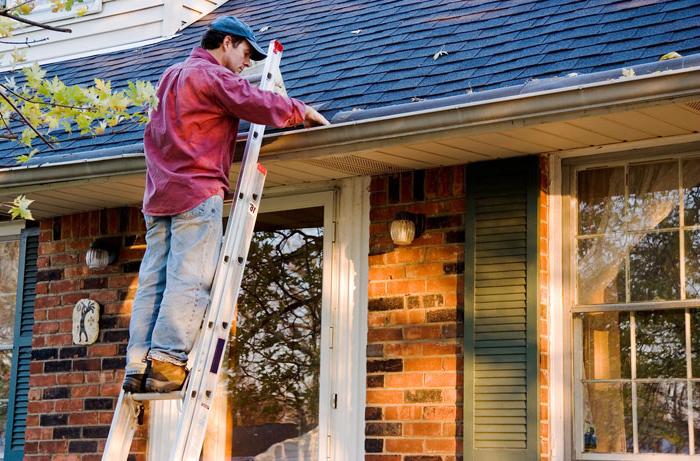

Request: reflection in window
left=629, top=232, right=679, bottom=302
left=636, top=310, right=686, bottom=379
left=0, top=238, right=20, bottom=457
left=637, top=382, right=689, bottom=454
left=223, top=208, right=323, bottom=460
left=582, top=382, right=633, bottom=453
left=582, top=312, right=631, bottom=380
left=575, top=158, right=700, bottom=457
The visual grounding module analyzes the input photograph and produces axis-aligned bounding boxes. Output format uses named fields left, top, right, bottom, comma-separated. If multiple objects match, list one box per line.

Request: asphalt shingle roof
left=1, top=0, right=699, bottom=167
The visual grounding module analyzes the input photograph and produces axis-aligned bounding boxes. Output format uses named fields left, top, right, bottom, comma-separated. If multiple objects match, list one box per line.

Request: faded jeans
left=125, top=195, right=223, bottom=375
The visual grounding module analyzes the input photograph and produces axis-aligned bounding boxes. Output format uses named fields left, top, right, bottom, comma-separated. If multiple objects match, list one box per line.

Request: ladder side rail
left=180, top=168, right=266, bottom=461
left=169, top=39, right=283, bottom=461
left=101, top=391, right=138, bottom=460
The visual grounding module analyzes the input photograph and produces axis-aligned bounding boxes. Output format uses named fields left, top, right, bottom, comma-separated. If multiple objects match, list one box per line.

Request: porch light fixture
left=390, top=212, right=423, bottom=246
left=85, top=237, right=120, bottom=269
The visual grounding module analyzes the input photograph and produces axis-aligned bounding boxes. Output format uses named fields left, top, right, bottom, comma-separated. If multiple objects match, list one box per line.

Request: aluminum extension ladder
left=102, top=39, right=287, bottom=461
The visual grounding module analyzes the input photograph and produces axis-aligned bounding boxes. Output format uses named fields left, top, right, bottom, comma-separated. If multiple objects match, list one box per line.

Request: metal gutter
left=1, top=56, right=700, bottom=191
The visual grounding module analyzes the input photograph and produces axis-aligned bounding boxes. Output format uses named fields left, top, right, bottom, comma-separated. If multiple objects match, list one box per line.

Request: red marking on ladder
left=257, top=163, right=267, bottom=175
left=273, top=40, right=284, bottom=53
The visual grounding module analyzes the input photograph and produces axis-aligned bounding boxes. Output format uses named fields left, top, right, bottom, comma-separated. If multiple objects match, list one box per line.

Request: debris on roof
left=432, top=46, right=448, bottom=61
left=660, top=51, right=682, bottom=60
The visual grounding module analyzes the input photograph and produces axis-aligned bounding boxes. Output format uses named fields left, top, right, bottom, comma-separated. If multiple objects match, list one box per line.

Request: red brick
left=386, top=279, right=426, bottom=296
left=35, top=296, right=61, bottom=309
left=403, top=325, right=441, bottom=340
left=71, top=385, right=100, bottom=398
left=50, top=254, right=78, bottom=266
left=369, top=282, right=387, bottom=297
left=28, top=401, right=54, bottom=413
left=424, top=245, right=461, bottom=263
left=39, top=241, right=65, bottom=255
left=49, top=279, right=79, bottom=293
left=425, top=438, right=458, bottom=452
left=44, top=334, right=73, bottom=346
left=54, top=399, right=83, bottom=412
left=384, top=373, right=423, bottom=388
left=404, top=422, right=441, bottom=436
left=368, top=328, right=402, bottom=343
left=69, top=412, right=98, bottom=425
left=30, top=374, right=57, bottom=386
left=57, top=373, right=84, bottom=385
left=404, top=358, right=442, bottom=372
left=423, top=406, right=456, bottom=420
left=366, top=390, right=404, bottom=405
left=425, top=276, right=458, bottom=292
left=385, top=438, right=423, bottom=452
left=405, top=263, right=444, bottom=278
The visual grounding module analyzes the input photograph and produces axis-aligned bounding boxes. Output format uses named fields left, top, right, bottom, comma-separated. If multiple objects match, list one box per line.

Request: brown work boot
left=145, top=359, right=187, bottom=393
left=122, top=360, right=151, bottom=393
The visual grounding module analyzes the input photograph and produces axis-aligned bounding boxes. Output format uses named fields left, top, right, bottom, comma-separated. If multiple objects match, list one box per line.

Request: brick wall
left=26, top=207, right=147, bottom=461
left=366, top=167, right=465, bottom=461
left=366, top=160, right=551, bottom=461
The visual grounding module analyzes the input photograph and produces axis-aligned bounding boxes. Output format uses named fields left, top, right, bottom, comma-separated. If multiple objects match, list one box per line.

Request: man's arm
left=210, top=70, right=328, bottom=128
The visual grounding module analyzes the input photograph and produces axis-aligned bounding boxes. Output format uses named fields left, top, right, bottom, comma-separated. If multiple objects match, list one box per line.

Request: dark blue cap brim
left=247, top=40, right=267, bottom=61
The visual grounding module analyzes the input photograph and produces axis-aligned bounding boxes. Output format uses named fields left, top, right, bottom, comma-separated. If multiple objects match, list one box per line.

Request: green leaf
left=23, top=63, right=46, bottom=87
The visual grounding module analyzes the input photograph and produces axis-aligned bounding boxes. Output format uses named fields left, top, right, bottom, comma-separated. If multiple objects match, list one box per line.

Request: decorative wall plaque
left=72, top=299, right=100, bottom=345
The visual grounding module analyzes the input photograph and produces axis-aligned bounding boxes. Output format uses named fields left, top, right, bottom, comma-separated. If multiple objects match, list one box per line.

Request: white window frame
left=562, top=151, right=700, bottom=461
left=0, top=220, right=24, bottom=461
left=148, top=178, right=369, bottom=461
left=5, top=0, right=102, bottom=27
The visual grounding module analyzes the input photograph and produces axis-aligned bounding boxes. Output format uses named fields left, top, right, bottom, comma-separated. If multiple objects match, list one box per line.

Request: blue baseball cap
left=210, top=16, right=267, bottom=61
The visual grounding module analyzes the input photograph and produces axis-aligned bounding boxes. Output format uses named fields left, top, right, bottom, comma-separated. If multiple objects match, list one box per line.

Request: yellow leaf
left=17, top=2, right=36, bottom=14
left=9, top=195, right=34, bottom=220
left=76, top=5, right=88, bottom=16
left=659, top=51, right=682, bottom=61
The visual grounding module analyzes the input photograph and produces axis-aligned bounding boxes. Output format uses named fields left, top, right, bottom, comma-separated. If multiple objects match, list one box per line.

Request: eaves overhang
left=1, top=55, right=700, bottom=218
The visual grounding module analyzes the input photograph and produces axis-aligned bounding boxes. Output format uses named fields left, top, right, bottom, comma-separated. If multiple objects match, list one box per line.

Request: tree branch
left=0, top=11, right=72, bottom=33
left=0, top=92, right=54, bottom=148
left=0, top=36, right=48, bottom=45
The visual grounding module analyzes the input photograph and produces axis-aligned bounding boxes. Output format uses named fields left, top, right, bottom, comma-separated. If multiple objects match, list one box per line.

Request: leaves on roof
left=433, top=46, right=448, bottom=61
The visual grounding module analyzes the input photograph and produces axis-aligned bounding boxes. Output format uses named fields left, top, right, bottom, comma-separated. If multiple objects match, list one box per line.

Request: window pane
left=582, top=382, right=633, bottom=453
left=577, top=236, right=626, bottom=305
left=582, top=312, right=631, bottom=379
left=637, top=381, right=689, bottom=454
left=0, top=239, right=20, bottom=344
left=226, top=221, right=323, bottom=459
left=578, top=167, right=625, bottom=235
left=0, top=399, right=7, bottom=456
left=685, top=230, right=700, bottom=299
left=635, top=310, right=686, bottom=379
left=629, top=231, right=680, bottom=302
left=1, top=349, right=11, bottom=453
left=628, top=161, right=679, bottom=231
left=682, top=157, right=700, bottom=226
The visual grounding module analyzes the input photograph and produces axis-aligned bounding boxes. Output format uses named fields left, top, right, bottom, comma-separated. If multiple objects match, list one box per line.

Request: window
left=0, top=232, right=21, bottom=460
left=4, top=0, right=102, bottom=26
left=571, top=157, right=700, bottom=459
left=222, top=206, right=325, bottom=459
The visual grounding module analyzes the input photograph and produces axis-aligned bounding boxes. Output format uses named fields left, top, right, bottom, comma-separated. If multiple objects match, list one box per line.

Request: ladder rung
left=130, top=390, right=184, bottom=402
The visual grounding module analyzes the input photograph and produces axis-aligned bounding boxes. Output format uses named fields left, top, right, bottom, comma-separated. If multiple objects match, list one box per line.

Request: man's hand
left=304, top=105, right=330, bottom=127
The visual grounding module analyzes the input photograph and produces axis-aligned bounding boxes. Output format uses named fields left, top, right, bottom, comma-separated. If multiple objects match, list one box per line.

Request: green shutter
left=464, top=157, right=539, bottom=461
left=4, top=227, right=39, bottom=461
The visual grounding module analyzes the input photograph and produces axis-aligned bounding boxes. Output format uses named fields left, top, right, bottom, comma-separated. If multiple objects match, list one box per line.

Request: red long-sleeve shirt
left=142, top=47, right=306, bottom=215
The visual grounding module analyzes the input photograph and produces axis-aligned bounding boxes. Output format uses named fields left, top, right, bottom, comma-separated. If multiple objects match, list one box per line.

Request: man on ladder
left=123, top=15, right=329, bottom=394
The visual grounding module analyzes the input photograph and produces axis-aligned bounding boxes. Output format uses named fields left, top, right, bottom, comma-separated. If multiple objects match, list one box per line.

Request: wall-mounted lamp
left=85, top=237, right=120, bottom=269
left=390, top=212, right=424, bottom=246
